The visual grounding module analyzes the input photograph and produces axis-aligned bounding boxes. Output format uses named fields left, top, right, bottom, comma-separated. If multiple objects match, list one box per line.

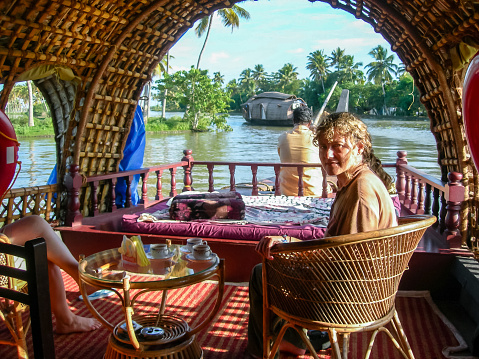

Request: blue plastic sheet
left=47, top=105, right=146, bottom=208
left=115, top=105, right=146, bottom=207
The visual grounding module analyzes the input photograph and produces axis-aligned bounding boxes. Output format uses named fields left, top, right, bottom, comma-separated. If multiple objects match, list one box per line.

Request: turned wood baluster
left=92, top=180, right=99, bottom=216
left=297, top=166, right=304, bottom=197
left=424, top=183, right=432, bottom=214
left=182, top=149, right=194, bottom=192
left=65, top=164, right=83, bottom=226
left=274, top=165, right=281, bottom=196
left=207, top=164, right=215, bottom=192
left=229, top=164, right=236, bottom=192
left=417, top=181, right=425, bottom=214
left=444, top=172, right=464, bottom=247
left=432, top=187, right=440, bottom=222
left=404, top=174, right=412, bottom=206
left=251, top=165, right=258, bottom=196
left=170, top=168, right=177, bottom=197
left=111, top=178, right=117, bottom=211
left=410, top=177, right=419, bottom=210
left=141, top=173, right=149, bottom=206
left=440, top=192, right=447, bottom=232
left=125, top=175, right=132, bottom=208
left=155, top=170, right=163, bottom=201
left=396, top=151, right=407, bottom=201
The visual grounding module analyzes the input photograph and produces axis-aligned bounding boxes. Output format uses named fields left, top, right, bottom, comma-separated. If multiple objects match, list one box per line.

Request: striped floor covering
left=0, top=272, right=470, bottom=359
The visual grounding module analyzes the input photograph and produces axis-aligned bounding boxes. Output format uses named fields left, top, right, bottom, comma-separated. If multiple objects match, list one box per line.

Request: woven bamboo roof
left=0, top=0, right=478, bottom=238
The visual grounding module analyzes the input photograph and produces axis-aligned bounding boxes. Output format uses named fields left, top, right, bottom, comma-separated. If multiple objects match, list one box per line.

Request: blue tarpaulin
left=47, top=105, right=146, bottom=208
left=115, top=105, right=146, bottom=207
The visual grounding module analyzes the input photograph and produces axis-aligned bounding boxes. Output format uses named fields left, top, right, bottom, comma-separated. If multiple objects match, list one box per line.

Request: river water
left=14, top=114, right=440, bottom=190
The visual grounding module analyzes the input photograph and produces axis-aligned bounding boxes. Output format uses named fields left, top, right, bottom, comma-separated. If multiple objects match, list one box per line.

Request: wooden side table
left=78, top=244, right=225, bottom=359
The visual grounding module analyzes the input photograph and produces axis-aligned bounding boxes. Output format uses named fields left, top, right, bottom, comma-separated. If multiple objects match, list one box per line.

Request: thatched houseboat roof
left=0, top=0, right=478, bottom=240
left=241, top=92, right=306, bottom=124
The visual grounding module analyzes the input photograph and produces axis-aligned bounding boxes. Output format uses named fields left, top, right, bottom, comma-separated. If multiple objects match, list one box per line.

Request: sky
left=166, top=0, right=400, bottom=85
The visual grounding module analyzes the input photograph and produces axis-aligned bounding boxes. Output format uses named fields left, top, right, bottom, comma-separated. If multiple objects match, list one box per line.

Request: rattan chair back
left=263, top=215, right=436, bottom=359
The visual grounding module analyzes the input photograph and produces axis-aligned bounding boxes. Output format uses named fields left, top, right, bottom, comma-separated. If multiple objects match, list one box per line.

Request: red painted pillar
left=182, top=149, right=194, bottom=192
left=64, top=164, right=83, bottom=227
left=396, top=151, right=407, bottom=201
left=444, top=172, right=465, bottom=248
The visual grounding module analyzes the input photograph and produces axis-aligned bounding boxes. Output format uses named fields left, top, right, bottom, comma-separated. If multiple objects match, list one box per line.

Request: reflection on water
left=14, top=115, right=441, bottom=189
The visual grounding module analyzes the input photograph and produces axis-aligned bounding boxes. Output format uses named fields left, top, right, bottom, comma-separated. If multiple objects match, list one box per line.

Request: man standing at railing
left=277, top=106, right=325, bottom=196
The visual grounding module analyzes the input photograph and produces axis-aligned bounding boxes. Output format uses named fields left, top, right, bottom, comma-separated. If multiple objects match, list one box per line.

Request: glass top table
left=79, top=244, right=220, bottom=288
left=78, top=243, right=224, bottom=354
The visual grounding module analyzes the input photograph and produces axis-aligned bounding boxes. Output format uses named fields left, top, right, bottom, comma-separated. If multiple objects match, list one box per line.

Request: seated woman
left=246, top=112, right=398, bottom=358
left=1, top=215, right=101, bottom=334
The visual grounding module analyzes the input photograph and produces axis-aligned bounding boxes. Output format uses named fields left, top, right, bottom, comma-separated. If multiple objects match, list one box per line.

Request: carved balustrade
left=3, top=149, right=466, bottom=248
left=0, top=184, right=59, bottom=227
left=384, top=151, right=465, bottom=247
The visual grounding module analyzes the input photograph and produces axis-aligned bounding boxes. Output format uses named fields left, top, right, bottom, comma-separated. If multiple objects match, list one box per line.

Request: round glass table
left=78, top=243, right=224, bottom=359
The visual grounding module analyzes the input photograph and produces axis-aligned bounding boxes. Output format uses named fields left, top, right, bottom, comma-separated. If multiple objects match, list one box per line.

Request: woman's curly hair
left=313, top=112, right=395, bottom=193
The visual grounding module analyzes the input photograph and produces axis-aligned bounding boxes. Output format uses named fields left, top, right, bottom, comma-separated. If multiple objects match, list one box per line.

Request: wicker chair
left=262, top=215, right=436, bottom=359
left=0, top=234, right=55, bottom=359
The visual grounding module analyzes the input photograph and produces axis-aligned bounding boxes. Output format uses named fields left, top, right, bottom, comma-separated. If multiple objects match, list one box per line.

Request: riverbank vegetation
left=7, top=43, right=426, bottom=136
left=154, top=44, right=427, bottom=123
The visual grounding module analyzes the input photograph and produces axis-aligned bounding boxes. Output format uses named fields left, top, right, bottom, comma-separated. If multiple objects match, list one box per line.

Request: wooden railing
left=385, top=151, right=464, bottom=247
left=1, top=149, right=466, bottom=247
left=0, top=184, right=59, bottom=227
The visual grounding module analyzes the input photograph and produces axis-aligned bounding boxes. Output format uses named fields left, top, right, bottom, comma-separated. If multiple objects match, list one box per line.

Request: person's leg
left=48, top=262, right=101, bottom=333
left=2, top=216, right=81, bottom=283
left=246, top=263, right=264, bottom=358
left=246, top=263, right=306, bottom=358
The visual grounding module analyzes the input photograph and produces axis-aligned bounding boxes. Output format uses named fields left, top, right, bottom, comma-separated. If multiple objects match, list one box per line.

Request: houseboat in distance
left=241, top=92, right=307, bottom=126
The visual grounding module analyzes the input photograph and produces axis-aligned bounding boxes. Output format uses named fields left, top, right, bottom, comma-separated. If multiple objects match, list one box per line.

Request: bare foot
left=55, top=314, right=102, bottom=334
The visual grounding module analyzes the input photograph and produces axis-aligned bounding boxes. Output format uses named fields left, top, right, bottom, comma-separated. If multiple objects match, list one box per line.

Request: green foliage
left=154, top=67, right=232, bottom=131
left=145, top=116, right=190, bottom=131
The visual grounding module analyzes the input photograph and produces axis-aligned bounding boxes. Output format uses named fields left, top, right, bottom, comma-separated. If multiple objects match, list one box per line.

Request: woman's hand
left=255, top=236, right=286, bottom=260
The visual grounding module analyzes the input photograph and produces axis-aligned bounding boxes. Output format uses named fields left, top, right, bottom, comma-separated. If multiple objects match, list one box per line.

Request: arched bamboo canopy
left=0, top=0, right=478, bottom=239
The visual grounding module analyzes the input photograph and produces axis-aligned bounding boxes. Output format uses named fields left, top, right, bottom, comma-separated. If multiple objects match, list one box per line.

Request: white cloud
left=209, top=52, right=230, bottom=64
left=287, top=48, right=304, bottom=54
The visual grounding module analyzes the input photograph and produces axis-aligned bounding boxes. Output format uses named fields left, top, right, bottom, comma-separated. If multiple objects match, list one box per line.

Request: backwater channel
left=15, top=114, right=441, bottom=192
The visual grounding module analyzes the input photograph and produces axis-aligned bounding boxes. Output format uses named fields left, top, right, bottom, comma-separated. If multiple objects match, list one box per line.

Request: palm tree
left=365, top=45, right=398, bottom=114
left=306, top=49, right=330, bottom=92
left=275, top=63, right=299, bottom=94
left=195, top=4, right=250, bottom=69
left=152, top=53, right=173, bottom=118
left=213, top=72, right=225, bottom=85
left=239, top=68, right=255, bottom=98
left=252, top=64, right=266, bottom=93
left=328, top=47, right=346, bottom=72
left=340, top=55, right=363, bottom=84
left=27, top=80, right=34, bottom=126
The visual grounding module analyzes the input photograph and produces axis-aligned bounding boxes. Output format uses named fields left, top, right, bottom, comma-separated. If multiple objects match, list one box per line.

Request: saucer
left=185, top=253, right=216, bottom=262
left=147, top=251, right=174, bottom=260
left=180, top=245, right=192, bottom=253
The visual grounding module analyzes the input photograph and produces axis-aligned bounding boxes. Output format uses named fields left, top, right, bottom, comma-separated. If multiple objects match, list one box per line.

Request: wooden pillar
left=182, top=149, right=194, bottom=192
left=141, top=173, right=149, bottom=206
left=396, top=151, right=407, bottom=201
left=64, top=164, right=83, bottom=227
left=444, top=172, right=465, bottom=248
